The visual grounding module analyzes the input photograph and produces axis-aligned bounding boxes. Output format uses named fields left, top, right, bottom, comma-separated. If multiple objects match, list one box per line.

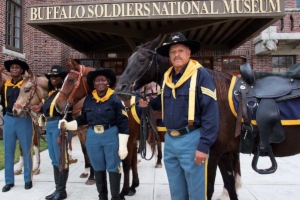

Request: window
left=101, top=59, right=125, bottom=76
left=6, top=0, right=22, bottom=52
left=297, top=0, right=300, bottom=7
left=76, top=59, right=94, bottom=67
left=193, top=57, right=213, bottom=69
left=221, top=56, right=243, bottom=74
left=272, top=56, right=295, bottom=72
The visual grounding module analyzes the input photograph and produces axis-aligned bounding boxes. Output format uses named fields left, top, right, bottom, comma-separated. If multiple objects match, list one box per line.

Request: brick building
left=0, top=0, right=299, bottom=75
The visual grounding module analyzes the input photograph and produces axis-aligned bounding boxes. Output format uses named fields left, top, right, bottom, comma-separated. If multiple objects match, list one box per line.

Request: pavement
left=1, top=136, right=300, bottom=200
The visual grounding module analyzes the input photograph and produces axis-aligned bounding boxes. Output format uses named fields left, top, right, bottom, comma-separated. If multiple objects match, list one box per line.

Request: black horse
left=115, top=35, right=300, bottom=200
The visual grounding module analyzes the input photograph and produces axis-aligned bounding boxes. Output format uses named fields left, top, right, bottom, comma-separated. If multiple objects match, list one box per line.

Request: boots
left=109, top=172, right=121, bottom=200
left=45, top=166, right=59, bottom=200
left=52, top=169, right=69, bottom=200
left=95, top=171, right=108, bottom=200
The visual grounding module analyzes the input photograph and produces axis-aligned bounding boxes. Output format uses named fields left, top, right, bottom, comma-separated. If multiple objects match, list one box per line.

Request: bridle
left=59, top=65, right=89, bottom=114
left=13, top=76, right=43, bottom=113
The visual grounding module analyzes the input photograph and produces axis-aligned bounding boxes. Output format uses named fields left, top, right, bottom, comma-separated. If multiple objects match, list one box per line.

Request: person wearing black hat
left=1, top=58, right=33, bottom=192
left=58, top=68, right=129, bottom=200
left=30, top=65, right=71, bottom=200
left=139, top=32, right=220, bottom=200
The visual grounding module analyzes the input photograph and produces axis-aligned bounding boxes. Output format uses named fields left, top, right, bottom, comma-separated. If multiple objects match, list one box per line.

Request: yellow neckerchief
left=48, top=88, right=60, bottom=97
left=4, top=78, right=24, bottom=107
left=164, top=59, right=202, bottom=98
left=92, top=88, right=114, bottom=103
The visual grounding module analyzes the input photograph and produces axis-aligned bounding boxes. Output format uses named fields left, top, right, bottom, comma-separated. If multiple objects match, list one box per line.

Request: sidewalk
left=1, top=136, right=300, bottom=200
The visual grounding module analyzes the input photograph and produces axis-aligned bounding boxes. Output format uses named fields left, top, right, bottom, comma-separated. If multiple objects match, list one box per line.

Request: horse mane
left=205, top=68, right=233, bottom=100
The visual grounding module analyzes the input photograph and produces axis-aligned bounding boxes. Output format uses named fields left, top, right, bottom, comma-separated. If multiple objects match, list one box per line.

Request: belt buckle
left=170, top=130, right=180, bottom=137
left=94, top=125, right=104, bottom=134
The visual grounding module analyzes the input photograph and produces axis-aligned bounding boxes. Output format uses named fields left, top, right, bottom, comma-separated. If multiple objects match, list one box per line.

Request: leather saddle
left=236, top=58, right=300, bottom=174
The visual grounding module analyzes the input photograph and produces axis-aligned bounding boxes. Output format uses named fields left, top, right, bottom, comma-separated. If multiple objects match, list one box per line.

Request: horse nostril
left=13, top=109, right=17, bottom=116
left=120, top=84, right=127, bottom=91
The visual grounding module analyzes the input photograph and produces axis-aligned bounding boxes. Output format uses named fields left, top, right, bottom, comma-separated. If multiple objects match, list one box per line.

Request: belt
left=46, top=116, right=61, bottom=122
left=167, top=125, right=198, bottom=137
left=91, top=124, right=115, bottom=130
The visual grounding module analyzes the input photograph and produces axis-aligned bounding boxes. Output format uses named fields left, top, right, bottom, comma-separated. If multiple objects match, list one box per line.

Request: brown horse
left=12, top=70, right=95, bottom=184
left=114, top=35, right=300, bottom=200
left=55, top=61, right=165, bottom=199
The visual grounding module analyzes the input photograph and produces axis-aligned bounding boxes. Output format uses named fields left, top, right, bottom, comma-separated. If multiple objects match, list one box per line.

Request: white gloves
left=118, top=134, right=129, bottom=160
left=58, top=119, right=78, bottom=131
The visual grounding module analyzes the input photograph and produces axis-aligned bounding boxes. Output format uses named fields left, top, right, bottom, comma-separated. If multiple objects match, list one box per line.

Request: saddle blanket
left=228, top=76, right=300, bottom=125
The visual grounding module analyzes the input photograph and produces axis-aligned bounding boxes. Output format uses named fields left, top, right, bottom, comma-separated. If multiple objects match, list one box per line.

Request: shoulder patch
left=201, top=87, right=217, bottom=101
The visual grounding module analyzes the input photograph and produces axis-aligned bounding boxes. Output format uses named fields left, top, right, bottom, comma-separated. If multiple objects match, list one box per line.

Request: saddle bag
left=239, top=123, right=257, bottom=154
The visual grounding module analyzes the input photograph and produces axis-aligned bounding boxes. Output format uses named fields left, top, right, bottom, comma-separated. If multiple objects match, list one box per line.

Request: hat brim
left=156, top=41, right=201, bottom=57
left=45, top=72, right=68, bottom=80
left=87, top=69, right=116, bottom=90
left=4, top=60, right=29, bottom=75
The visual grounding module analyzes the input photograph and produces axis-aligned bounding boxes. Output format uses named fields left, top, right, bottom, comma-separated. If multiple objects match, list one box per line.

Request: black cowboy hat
left=45, top=65, right=68, bottom=80
left=4, top=58, right=29, bottom=75
left=87, top=68, right=116, bottom=90
left=156, top=32, right=201, bottom=57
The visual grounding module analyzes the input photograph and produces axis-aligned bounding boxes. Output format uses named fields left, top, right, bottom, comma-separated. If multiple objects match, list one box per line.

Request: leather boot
left=45, top=166, right=59, bottom=200
left=52, top=169, right=69, bottom=200
left=109, top=172, right=121, bottom=200
left=95, top=171, right=108, bottom=200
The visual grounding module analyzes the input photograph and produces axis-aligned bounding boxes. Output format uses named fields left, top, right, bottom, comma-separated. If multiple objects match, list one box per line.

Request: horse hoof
left=32, top=168, right=40, bottom=175
left=14, top=169, right=22, bottom=175
left=155, top=164, right=162, bottom=168
left=69, top=159, right=78, bottom=164
left=80, top=173, right=89, bottom=178
left=85, top=179, right=95, bottom=185
left=128, top=189, right=136, bottom=196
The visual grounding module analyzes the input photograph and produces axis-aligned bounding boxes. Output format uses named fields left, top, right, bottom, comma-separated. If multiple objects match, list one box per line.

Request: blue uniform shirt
left=1, top=79, right=23, bottom=115
left=150, top=64, right=219, bottom=154
left=76, top=93, right=129, bottom=134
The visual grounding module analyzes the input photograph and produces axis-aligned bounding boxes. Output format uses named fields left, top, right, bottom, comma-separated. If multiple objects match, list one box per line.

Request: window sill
left=2, top=46, right=26, bottom=59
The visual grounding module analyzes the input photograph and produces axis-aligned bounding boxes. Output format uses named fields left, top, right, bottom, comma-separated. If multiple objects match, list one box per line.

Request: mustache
left=173, top=56, right=182, bottom=61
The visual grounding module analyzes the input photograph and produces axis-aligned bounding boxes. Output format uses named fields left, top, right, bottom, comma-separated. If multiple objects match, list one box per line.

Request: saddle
left=236, top=59, right=300, bottom=174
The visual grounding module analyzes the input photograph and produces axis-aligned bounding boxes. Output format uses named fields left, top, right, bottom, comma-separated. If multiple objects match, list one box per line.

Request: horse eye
left=68, top=79, right=74, bottom=83
left=24, top=88, right=31, bottom=93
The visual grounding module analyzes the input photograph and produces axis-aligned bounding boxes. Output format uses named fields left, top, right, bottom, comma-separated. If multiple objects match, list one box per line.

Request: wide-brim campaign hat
left=45, top=65, right=68, bottom=79
left=87, top=68, right=116, bottom=90
left=4, top=58, right=29, bottom=75
left=156, top=32, right=201, bottom=57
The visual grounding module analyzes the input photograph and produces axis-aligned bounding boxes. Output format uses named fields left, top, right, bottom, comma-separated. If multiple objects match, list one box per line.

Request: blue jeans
left=3, top=114, right=33, bottom=184
left=164, top=129, right=207, bottom=200
left=85, top=126, right=121, bottom=173
left=46, top=120, right=71, bottom=167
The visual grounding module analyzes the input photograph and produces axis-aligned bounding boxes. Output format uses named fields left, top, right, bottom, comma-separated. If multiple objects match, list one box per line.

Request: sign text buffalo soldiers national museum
left=28, top=0, right=283, bottom=22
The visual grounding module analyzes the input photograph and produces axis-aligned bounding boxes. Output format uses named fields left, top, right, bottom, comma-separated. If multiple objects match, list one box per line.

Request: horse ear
left=71, top=59, right=80, bottom=71
left=0, top=65, right=4, bottom=73
left=28, top=70, right=34, bottom=79
left=150, top=34, right=162, bottom=50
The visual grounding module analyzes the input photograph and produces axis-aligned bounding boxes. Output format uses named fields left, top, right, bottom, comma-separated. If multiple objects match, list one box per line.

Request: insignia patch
left=201, top=87, right=217, bottom=101
left=53, top=69, right=57, bottom=72
left=172, top=35, right=179, bottom=40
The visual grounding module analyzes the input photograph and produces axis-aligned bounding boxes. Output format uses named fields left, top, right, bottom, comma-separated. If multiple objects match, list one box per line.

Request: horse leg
left=155, top=141, right=162, bottom=168
left=80, top=141, right=95, bottom=185
left=32, top=128, right=40, bottom=175
left=129, top=141, right=139, bottom=195
left=217, top=153, right=238, bottom=200
left=68, top=136, right=78, bottom=164
left=207, top=150, right=219, bottom=200
left=14, top=143, right=23, bottom=175
left=120, top=157, right=130, bottom=200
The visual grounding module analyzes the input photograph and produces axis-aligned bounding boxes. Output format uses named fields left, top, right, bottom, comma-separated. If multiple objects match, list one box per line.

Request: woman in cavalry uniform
left=59, top=68, right=129, bottom=200
left=2, top=58, right=33, bottom=192
left=31, top=65, right=71, bottom=200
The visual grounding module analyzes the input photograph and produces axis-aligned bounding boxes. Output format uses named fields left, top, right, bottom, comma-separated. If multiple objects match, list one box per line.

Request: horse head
left=115, top=35, right=168, bottom=101
left=55, top=59, right=95, bottom=114
left=13, top=70, right=48, bottom=117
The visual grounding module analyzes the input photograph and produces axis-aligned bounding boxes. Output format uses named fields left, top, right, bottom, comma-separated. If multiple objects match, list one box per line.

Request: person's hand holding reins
left=138, top=96, right=150, bottom=107
left=194, top=150, right=208, bottom=166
